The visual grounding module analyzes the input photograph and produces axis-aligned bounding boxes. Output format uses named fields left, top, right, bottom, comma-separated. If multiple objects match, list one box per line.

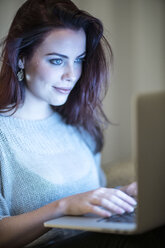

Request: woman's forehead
left=36, top=28, right=86, bottom=57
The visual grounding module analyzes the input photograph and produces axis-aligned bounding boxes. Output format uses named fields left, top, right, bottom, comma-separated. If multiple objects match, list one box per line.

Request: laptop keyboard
left=97, top=210, right=136, bottom=224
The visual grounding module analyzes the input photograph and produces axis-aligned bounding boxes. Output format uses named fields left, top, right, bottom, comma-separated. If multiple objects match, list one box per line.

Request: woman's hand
left=120, top=181, right=138, bottom=197
left=59, top=187, right=137, bottom=218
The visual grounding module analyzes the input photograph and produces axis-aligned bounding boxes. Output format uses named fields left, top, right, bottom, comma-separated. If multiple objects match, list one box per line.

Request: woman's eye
left=49, top=59, right=63, bottom=65
left=75, top=57, right=85, bottom=63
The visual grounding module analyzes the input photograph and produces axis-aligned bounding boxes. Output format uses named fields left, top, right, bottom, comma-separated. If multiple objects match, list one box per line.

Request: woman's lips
left=53, top=86, right=72, bottom=95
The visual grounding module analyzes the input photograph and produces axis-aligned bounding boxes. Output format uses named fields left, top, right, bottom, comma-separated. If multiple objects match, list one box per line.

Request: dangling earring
left=17, top=69, right=24, bottom=82
left=17, top=59, right=24, bottom=82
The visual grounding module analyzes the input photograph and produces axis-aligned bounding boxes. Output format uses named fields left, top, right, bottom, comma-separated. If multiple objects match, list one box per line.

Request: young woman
left=0, top=0, right=139, bottom=247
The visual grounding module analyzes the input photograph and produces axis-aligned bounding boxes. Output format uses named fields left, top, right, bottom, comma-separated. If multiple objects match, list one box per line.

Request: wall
left=0, top=0, right=164, bottom=166
left=0, top=0, right=23, bottom=38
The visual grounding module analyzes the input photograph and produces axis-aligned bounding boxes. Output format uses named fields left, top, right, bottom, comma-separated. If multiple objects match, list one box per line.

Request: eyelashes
left=74, top=57, right=86, bottom=63
left=49, top=57, right=86, bottom=66
left=49, top=58, right=63, bottom=65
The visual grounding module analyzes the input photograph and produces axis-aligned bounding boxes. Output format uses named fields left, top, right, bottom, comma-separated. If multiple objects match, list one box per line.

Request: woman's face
left=24, top=28, right=86, bottom=108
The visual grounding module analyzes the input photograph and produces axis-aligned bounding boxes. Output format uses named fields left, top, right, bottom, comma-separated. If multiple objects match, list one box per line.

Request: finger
left=120, top=182, right=138, bottom=197
left=99, top=198, right=125, bottom=215
left=110, top=195, right=135, bottom=213
left=115, top=190, right=137, bottom=206
left=89, top=204, right=112, bottom=217
left=126, top=182, right=138, bottom=196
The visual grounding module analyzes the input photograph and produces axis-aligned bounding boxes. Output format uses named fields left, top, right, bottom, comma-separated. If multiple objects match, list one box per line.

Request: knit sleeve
left=0, top=193, right=10, bottom=220
left=0, top=137, right=10, bottom=220
left=0, top=176, right=10, bottom=220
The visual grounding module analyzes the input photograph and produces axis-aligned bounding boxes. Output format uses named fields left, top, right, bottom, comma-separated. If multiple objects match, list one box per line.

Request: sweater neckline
left=0, top=112, right=62, bottom=129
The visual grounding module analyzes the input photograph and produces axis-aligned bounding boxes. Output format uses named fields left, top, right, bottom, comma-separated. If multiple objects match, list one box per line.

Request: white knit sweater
left=0, top=112, right=106, bottom=247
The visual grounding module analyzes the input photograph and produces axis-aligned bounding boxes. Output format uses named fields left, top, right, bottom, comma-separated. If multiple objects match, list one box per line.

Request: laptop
left=44, top=91, right=165, bottom=235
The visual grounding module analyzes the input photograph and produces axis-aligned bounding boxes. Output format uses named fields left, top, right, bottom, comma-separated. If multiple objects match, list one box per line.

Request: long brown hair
left=0, top=0, right=113, bottom=153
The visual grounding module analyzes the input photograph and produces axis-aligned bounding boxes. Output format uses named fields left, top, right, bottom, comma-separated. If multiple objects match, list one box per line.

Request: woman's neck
left=12, top=103, right=54, bottom=120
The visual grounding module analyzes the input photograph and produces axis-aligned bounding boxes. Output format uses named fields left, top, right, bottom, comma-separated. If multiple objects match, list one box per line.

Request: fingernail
left=118, top=209, right=125, bottom=214
left=106, top=212, right=111, bottom=217
left=131, top=198, right=137, bottom=205
left=128, top=207, right=134, bottom=213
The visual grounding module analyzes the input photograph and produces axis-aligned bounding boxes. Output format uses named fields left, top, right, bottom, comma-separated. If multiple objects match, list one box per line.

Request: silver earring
left=17, top=59, right=24, bottom=82
left=17, top=68, right=24, bottom=82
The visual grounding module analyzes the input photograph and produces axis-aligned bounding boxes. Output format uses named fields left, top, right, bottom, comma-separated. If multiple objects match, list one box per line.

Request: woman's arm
left=0, top=186, right=137, bottom=248
left=0, top=200, right=62, bottom=248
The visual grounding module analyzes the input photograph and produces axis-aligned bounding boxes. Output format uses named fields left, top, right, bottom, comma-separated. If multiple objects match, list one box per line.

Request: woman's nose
left=61, top=64, right=76, bottom=82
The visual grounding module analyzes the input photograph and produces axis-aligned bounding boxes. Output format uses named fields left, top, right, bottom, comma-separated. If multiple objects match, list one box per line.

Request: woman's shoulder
left=0, top=106, right=16, bottom=123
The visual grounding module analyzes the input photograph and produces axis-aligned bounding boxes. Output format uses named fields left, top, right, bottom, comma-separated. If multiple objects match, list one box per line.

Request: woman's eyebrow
left=45, top=51, right=86, bottom=59
left=77, top=52, right=86, bottom=57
